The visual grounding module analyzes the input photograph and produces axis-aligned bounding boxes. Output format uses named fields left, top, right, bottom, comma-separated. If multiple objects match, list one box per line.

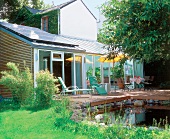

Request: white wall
left=60, top=0, right=97, bottom=40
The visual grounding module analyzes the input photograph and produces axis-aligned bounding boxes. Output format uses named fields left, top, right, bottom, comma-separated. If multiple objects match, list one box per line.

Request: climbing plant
left=16, top=7, right=59, bottom=34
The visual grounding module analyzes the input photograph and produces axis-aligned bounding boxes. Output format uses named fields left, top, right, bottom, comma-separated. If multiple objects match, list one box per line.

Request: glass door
left=74, top=55, right=83, bottom=89
left=52, top=61, right=62, bottom=78
left=64, top=53, right=73, bottom=87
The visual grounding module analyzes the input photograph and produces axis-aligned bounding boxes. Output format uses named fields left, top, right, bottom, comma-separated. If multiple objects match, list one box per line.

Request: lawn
left=0, top=108, right=87, bottom=139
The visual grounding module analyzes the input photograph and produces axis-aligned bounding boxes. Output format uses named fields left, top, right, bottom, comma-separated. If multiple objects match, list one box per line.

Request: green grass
left=0, top=108, right=87, bottom=139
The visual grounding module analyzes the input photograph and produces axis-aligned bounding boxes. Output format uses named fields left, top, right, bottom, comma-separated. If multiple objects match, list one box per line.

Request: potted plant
left=111, top=64, right=124, bottom=89
left=95, top=67, right=101, bottom=83
left=86, top=67, right=93, bottom=79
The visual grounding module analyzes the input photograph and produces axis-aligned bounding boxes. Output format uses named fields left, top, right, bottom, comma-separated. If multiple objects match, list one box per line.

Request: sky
left=43, top=0, right=106, bottom=20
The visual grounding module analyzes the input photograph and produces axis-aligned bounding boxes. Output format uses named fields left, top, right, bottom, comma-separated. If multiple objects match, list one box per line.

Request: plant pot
left=117, top=78, right=124, bottom=89
left=117, top=82, right=124, bottom=89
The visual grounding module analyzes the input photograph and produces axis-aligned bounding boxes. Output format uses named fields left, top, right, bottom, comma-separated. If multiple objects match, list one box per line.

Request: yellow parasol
left=98, top=53, right=128, bottom=84
left=66, top=57, right=93, bottom=64
left=98, top=53, right=126, bottom=63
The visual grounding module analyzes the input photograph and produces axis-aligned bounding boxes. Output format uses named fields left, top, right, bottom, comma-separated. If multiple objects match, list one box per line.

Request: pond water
left=93, top=100, right=170, bottom=128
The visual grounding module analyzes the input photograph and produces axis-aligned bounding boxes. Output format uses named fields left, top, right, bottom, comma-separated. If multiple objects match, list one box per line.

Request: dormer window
left=41, top=16, right=48, bottom=32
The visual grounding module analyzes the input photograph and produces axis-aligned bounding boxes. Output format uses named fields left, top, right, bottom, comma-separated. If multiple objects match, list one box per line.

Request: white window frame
left=50, top=51, right=64, bottom=80
left=51, top=51, right=64, bottom=61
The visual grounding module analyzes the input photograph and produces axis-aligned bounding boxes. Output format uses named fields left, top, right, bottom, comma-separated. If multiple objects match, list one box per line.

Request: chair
left=95, top=86, right=107, bottom=95
left=144, top=76, right=154, bottom=90
left=89, top=76, right=101, bottom=88
left=144, top=76, right=150, bottom=82
left=149, top=76, right=154, bottom=83
left=58, top=77, right=94, bottom=95
left=124, top=82, right=132, bottom=91
left=89, top=76, right=107, bottom=95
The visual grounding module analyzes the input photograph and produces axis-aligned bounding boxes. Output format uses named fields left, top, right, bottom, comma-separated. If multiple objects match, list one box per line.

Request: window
left=52, top=52, right=64, bottom=61
left=42, top=16, right=48, bottom=32
left=53, top=53, right=61, bottom=59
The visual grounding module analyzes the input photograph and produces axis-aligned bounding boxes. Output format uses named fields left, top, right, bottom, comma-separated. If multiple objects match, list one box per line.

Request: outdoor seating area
left=69, top=89, right=170, bottom=124
left=69, top=89, right=170, bottom=112
left=87, top=75, right=155, bottom=94
left=127, top=76, right=155, bottom=91
left=58, top=77, right=94, bottom=95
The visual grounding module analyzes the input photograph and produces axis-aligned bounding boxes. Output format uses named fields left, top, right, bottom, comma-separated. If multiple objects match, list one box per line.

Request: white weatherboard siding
left=60, top=0, right=97, bottom=40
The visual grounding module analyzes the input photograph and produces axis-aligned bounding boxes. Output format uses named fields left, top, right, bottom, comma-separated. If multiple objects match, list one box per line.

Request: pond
left=91, top=99, right=170, bottom=128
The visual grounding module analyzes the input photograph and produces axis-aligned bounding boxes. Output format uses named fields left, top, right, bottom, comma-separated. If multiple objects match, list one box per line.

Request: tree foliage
left=0, top=0, right=49, bottom=21
left=99, top=0, right=170, bottom=63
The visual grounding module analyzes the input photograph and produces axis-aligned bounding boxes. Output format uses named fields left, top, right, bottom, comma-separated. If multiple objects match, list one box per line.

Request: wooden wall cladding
left=0, top=30, right=34, bottom=97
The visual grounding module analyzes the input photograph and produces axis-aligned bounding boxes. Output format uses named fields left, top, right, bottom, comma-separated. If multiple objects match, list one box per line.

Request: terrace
left=68, top=89, right=170, bottom=124
left=70, top=89, right=170, bottom=108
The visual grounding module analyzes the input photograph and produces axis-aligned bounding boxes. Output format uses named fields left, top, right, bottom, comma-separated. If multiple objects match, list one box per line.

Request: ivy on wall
left=43, top=10, right=59, bottom=34
left=15, top=7, right=59, bottom=34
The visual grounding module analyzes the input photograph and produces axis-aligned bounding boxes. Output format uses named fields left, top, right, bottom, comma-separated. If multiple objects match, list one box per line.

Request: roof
left=0, top=22, right=106, bottom=54
left=39, top=0, right=76, bottom=14
left=24, top=6, right=44, bottom=14
left=39, top=0, right=96, bottom=19
left=58, top=35, right=107, bottom=55
left=0, top=21, right=85, bottom=52
left=22, top=0, right=96, bottom=19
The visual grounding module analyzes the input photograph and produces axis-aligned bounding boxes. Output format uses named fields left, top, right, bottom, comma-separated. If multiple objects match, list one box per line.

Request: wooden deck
left=69, top=89, right=170, bottom=110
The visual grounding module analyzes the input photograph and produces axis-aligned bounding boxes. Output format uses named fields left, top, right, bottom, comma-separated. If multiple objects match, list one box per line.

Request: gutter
left=31, top=43, right=85, bottom=53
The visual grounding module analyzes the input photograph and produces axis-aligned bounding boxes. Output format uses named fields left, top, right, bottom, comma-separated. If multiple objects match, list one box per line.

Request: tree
left=31, top=0, right=48, bottom=9
left=99, top=0, right=170, bottom=63
left=0, top=0, right=48, bottom=21
left=0, top=0, right=20, bottom=20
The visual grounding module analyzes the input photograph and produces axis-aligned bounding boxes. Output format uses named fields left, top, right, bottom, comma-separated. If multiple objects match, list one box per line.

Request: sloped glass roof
left=0, top=21, right=77, bottom=46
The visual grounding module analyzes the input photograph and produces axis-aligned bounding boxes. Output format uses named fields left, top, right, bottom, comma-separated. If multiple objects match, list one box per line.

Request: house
left=1, top=0, right=115, bottom=97
left=0, top=21, right=106, bottom=97
left=15, top=0, right=110, bottom=80
left=16, top=0, right=97, bottom=40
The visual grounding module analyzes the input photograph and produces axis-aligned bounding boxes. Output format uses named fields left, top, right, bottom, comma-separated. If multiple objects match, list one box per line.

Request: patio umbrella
left=97, top=53, right=127, bottom=84
left=66, top=57, right=93, bottom=64
left=98, top=53, right=126, bottom=63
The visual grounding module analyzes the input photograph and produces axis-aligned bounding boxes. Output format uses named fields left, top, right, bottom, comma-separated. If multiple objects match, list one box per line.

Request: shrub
left=55, top=96, right=72, bottom=119
left=159, top=81, right=170, bottom=89
left=35, top=70, right=59, bottom=108
left=0, top=62, right=34, bottom=107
